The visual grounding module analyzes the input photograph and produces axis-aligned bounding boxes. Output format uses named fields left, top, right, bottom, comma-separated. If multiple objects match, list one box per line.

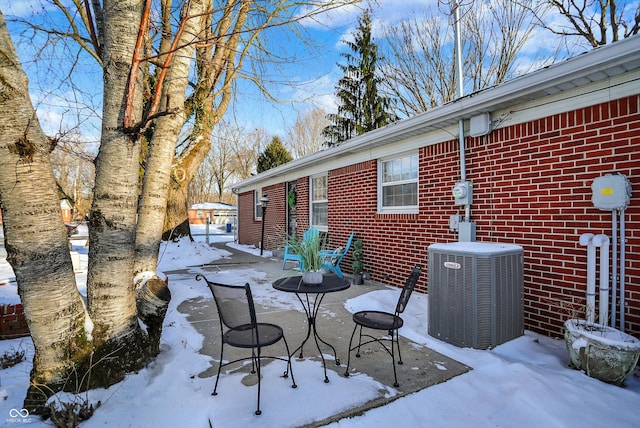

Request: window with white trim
left=254, top=190, right=262, bottom=220
left=310, top=174, right=328, bottom=230
left=378, top=153, right=418, bottom=213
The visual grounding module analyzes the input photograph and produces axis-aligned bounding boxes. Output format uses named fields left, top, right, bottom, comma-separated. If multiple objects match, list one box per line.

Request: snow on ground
left=0, top=224, right=638, bottom=427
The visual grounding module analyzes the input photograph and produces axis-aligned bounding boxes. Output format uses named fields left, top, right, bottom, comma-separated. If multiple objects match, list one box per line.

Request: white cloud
left=297, top=3, right=365, bottom=30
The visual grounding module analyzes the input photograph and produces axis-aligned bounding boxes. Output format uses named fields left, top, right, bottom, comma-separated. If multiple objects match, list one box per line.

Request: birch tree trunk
left=134, top=0, right=210, bottom=349
left=85, top=0, right=150, bottom=379
left=0, top=12, right=91, bottom=410
left=163, top=0, right=250, bottom=236
left=135, top=0, right=208, bottom=270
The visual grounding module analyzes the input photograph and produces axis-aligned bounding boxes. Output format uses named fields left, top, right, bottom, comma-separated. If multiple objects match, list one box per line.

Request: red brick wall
left=463, top=96, right=640, bottom=338
left=264, top=183, right=287, bottom=248
left=295, top=177, right=310, bottom=237
left=237, top=191, right=256, bottom=244
left=238, top=183, right=287, bottom=249
left=237, top=95, right=640, bottom=339
left=0, top=304, right=30, bottom=340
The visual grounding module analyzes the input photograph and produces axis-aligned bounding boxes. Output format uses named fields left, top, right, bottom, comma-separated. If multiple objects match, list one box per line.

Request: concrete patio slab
left=173, top=242, right=470, bottom=427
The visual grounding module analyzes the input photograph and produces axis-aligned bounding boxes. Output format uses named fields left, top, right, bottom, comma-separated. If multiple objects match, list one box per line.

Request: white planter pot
left=302, top=271, right=323, bottom=285
left=564, top=319, right=640, bottom=385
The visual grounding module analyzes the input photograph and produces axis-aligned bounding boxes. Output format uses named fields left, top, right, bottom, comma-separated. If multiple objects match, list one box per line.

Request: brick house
left=231, top=36, right=640, bottom=340
left=188, top=202, right=237, bottom=226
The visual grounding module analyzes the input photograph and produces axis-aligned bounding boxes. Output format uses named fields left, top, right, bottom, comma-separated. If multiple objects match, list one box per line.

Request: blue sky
left=222, top=0, right=443, bottom=136
left=3, top=0, right=582, bottom=140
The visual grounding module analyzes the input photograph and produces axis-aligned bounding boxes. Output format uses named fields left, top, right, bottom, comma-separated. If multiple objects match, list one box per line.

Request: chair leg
left=212, top=343, right=225, bottom=396
left=390, top=329, right=399, bottom=387
left=343, top=324, right=359, bottom=377
left=322, top=263, right=344, bottom=278
left=333, top=265, right=343, bottom=278
left=394, top=329, right=404, bottom=365
left=282, top=336, right=297, bottom=389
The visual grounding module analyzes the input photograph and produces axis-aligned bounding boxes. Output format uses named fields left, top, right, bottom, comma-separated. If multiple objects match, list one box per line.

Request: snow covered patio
left=174, top=244, right=470, bottom=424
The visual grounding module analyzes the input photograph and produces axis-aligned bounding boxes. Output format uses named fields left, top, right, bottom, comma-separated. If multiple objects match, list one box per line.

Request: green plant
left=287, top=190, right=296, bottom=207
left=287, top=232, right=323, bottom=271
left=352, top=240, right=363, bottom=275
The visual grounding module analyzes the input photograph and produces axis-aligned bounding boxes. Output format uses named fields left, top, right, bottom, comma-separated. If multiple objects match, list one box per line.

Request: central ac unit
left=428, top=242, right=524, bottom=349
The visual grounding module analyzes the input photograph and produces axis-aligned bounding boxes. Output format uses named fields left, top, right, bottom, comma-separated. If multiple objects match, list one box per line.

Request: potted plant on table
left=287, top=232, right=323, bottom=284
left=351, top=240, right=364, bottom=285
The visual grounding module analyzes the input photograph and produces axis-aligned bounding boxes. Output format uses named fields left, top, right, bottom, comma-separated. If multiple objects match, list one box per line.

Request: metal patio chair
left=344, top=264, right=422, bottom=387
left=196, top=275, right=297, bottom=415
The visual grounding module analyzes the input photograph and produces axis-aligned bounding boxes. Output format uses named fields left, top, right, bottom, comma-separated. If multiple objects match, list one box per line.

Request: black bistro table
left=273, top=274, right=350, bottom=383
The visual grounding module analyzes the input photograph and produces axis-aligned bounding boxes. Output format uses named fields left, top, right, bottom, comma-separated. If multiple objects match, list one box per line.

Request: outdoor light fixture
left=260, top=195, right=269, bottom=256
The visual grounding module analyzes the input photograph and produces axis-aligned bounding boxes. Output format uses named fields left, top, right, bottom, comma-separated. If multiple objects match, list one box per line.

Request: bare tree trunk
left=85, top=0, right=150, bottom=384
left=0, top=12, right=90, bottom=410
left=161, top=0, right=246, bottom=237
left=164, top=144, right=211, bottom=238
left=134, top=0, right=210, bottom=342
left=135, top=0, right=208, bottom=269
left=164, top=178, right=193, bottom=239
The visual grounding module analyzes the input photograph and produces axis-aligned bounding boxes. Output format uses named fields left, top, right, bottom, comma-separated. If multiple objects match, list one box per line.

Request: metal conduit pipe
left=620, top=209, right=626, bottom=332
left=611, top=211, right=617, bottom=328
left=592, top=234, right=610, bottom=325
left=453, top=1, right=470, bottom=222
left=579, top=233, right=596, bottom=324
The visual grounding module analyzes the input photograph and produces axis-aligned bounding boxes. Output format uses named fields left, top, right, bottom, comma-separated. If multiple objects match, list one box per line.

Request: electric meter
left=453, top=181, right=472, bottom=205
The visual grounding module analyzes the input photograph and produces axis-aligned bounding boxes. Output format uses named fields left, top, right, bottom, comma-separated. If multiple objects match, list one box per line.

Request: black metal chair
left=344, top=264, right=422, bottom=387
left=196, top=275, right=297, bottom=415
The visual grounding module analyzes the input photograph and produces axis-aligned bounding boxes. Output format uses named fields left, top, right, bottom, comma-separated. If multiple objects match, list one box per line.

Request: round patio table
left=273, top=274, right=350, bottom=383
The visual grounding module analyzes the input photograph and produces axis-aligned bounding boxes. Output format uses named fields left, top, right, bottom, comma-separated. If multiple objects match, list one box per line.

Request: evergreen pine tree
left=256, top=136, right=293, bottom=173
left=323, top=9, right=396, bottom=146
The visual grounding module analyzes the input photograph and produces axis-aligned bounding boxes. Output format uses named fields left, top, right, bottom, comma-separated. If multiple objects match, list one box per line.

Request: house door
left=286, top=181, right=297, bottom=238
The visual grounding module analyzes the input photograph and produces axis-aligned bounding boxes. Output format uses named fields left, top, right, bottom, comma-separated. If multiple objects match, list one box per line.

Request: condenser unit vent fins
left=428, top=242, right=524, bottom=349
